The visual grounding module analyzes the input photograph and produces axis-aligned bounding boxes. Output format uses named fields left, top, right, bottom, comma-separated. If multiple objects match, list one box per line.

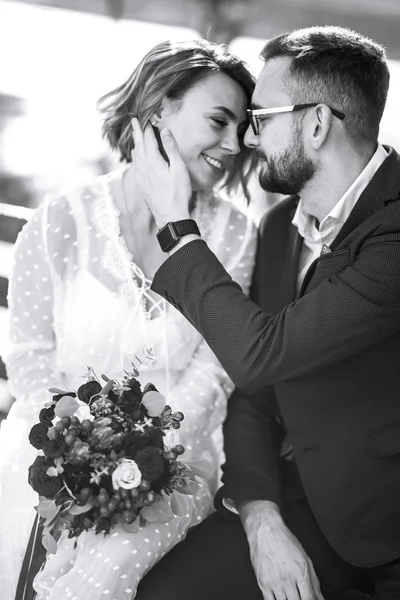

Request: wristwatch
left=156, top=219, right=201, bottom=252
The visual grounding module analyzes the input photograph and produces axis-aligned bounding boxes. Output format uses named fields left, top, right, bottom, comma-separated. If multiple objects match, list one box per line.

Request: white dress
left=0, top=170, right=256, bottom=600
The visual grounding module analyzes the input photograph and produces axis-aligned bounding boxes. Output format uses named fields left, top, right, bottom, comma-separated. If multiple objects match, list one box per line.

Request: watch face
left=157, top=223, right=179, bottom=252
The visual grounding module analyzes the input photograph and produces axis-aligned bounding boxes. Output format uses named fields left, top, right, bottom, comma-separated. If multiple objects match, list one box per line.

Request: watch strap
left=156, top=219, right=200, bottom=252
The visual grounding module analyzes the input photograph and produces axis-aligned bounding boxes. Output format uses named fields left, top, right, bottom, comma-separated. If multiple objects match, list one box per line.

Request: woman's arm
left=3, top=197, right=71, bottom=419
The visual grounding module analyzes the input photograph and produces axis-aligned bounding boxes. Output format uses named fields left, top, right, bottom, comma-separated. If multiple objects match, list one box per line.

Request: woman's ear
left=151, top=104, right=164, bottom=127
left=154, top=97, right=179, bottom=127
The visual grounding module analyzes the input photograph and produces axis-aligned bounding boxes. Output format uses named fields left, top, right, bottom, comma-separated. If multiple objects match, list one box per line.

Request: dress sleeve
left=166, top=206, right=257, bottom=459
left=3, top=195, right=76, bottom=419
left=0, top=196, right=77, bottom=599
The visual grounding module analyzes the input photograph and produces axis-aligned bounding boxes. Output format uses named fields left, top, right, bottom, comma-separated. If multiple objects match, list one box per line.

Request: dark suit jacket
left=217, top=193, right=305, bottom=515
left=152, top=147, right=400, bottom=568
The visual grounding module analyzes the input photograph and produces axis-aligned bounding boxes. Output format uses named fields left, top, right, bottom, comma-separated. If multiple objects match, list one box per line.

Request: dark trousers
left=135, top=497, right=400, bottom=600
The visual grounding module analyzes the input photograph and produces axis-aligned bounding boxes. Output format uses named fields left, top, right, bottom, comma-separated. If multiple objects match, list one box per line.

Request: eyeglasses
left=247, top=103, right=346, bottom=135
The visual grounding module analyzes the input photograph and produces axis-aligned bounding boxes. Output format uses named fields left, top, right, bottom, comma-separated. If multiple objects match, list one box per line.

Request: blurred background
left=0, top=0, right=399, bottom=413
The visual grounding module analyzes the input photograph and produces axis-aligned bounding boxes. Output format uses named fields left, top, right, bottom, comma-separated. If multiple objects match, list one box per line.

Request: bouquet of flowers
left=27, top=368, right=209, bottom=554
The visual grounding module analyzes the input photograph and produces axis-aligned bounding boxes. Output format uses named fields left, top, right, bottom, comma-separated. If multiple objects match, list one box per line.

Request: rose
left=42, top=439, right=66, bottom=459
left=112, top=458, right=142, bottom=490
left=28, top=456, right=63, bottom=497
left=123, top=428, right=164, bottom=457
left=39, top=405, right=55, bottom=427
left=118, top=378, right=142, bottom=415
left=77, top=380, right=102, bottom=404
left=126, top=377, right=143, bottom=399
left=29, top=423, right=49, bottom=450
left=135, top=447, right=165, bottom=482
left=142, top=391, right=166, bottom=417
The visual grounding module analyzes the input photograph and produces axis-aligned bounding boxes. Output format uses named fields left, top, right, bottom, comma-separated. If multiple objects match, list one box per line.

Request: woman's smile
left=201, top=153, right=224, bottom=173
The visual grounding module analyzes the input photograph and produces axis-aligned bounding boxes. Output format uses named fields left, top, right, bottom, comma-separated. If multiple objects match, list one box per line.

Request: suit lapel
left=298, top=147, right=400, bottom=297
left=259, top=196, right=302, bottom=314
left=331, top=146, right=400, bottom=251
left=280, top=218, right=302, bottom=306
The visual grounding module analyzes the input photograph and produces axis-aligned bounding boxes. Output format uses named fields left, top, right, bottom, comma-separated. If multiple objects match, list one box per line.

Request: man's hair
left=260, top=26, right=390, bottom=150
left=98, top=39, right=257, bottom=201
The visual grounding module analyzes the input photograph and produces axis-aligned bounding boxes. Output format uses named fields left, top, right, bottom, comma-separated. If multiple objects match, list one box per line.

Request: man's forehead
left=252, top=57, right=292, bottom=105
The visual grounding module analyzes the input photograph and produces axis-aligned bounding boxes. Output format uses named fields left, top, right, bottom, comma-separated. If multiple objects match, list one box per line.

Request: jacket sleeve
left=166, top=212, right=257, bottom=461
left=215, top=234, right=285, bottom=515
left=217, top=383, right=285, bottom=512
left=151, top=222, right=400, bottom=390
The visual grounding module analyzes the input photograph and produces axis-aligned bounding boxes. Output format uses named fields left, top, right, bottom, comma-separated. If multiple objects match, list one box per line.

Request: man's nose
left=244, top=124, right=259, bottom=148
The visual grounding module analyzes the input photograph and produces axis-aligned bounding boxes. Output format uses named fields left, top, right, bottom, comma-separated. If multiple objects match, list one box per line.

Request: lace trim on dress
left=91, top=172, right=231, bottom=317
left=90, top=174, right=149, bottom=313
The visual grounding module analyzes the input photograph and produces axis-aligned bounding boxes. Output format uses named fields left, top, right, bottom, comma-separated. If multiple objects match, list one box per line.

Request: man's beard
left=257, top=129, right=315, bottom=196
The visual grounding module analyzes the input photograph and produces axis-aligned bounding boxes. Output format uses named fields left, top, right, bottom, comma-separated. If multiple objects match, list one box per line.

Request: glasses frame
left=247, top=103, right=346, bottom=135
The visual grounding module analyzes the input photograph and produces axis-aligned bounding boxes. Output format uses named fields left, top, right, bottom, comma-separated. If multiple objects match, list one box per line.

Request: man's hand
left=130, top=118, right=192, bottom=228
left=239, top=500, right=324, bottom=600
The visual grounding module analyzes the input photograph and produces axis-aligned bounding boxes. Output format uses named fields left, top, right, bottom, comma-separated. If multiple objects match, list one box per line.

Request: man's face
left=244, top=57, right=315, bottom=196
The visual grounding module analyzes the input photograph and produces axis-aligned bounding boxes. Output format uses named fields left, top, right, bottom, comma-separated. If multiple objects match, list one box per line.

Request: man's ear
left=310, top=104, right=333, bottom=150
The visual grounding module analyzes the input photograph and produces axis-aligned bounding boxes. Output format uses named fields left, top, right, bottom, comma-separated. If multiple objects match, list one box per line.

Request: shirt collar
left=292, top=143, right=388, bottom=242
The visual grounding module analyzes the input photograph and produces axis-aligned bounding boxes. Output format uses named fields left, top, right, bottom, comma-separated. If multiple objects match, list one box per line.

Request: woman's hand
left=130, top=118, right=192, bottom=228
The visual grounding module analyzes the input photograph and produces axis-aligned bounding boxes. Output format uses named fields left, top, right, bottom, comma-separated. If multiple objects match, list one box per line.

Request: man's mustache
left=255, top=149, right=267, bottom=163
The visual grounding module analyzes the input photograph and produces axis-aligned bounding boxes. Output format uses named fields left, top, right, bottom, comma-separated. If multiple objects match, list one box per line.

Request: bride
left=0, top=39, right=257, bottom=599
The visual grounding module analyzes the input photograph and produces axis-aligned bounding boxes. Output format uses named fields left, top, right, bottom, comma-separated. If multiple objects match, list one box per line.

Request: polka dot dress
left=0, top=171, right=257, bottom=600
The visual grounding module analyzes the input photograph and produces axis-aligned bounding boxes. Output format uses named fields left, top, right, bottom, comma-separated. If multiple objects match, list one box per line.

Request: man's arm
left=217, top=384, right=284, bottom=512
left=152, top=229, right=400, bottom=390
left=219, top=388, right=324, bottom=600
left=131, top=120, right=400, bottom=391
left=214, top=258, right=323, bottom=600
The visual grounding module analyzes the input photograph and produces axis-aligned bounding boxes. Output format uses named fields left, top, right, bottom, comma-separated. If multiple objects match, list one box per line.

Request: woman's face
left=159, top=72, right=249, bottom=192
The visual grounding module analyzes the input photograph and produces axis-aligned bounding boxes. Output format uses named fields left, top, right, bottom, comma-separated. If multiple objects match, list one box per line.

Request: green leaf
left=175, top=480, right=200, bottom=496
left=68, top=502, right=93, bottom=516
left=141, top=505, right=161, bottom=523
left=100, top=380, right=114, bottom=395
left=42, top=530, right=58, bottom=554
left=170, top=492, right=188, bottom=517
left=48, top=387, right=71, bottom=395
left=123, top=518, right=140, bottom=534
left=186, top=458, right=213, bottom=479
left=36, top=498, right=59, bottom=522
left=54, top=395, right=81, bottom=418
left=155, top=495, right=174, bottom=524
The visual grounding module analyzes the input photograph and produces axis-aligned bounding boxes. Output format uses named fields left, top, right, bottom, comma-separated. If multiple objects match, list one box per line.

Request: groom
left=134, top=26, right=400, bottom=600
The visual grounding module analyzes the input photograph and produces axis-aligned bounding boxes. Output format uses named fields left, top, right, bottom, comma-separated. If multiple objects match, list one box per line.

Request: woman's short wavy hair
left=98, top=39, right=257, bottom=201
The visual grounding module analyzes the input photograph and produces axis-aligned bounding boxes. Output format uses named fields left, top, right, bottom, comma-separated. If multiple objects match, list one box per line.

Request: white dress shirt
left=292, top=144, right=388, bottom=293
